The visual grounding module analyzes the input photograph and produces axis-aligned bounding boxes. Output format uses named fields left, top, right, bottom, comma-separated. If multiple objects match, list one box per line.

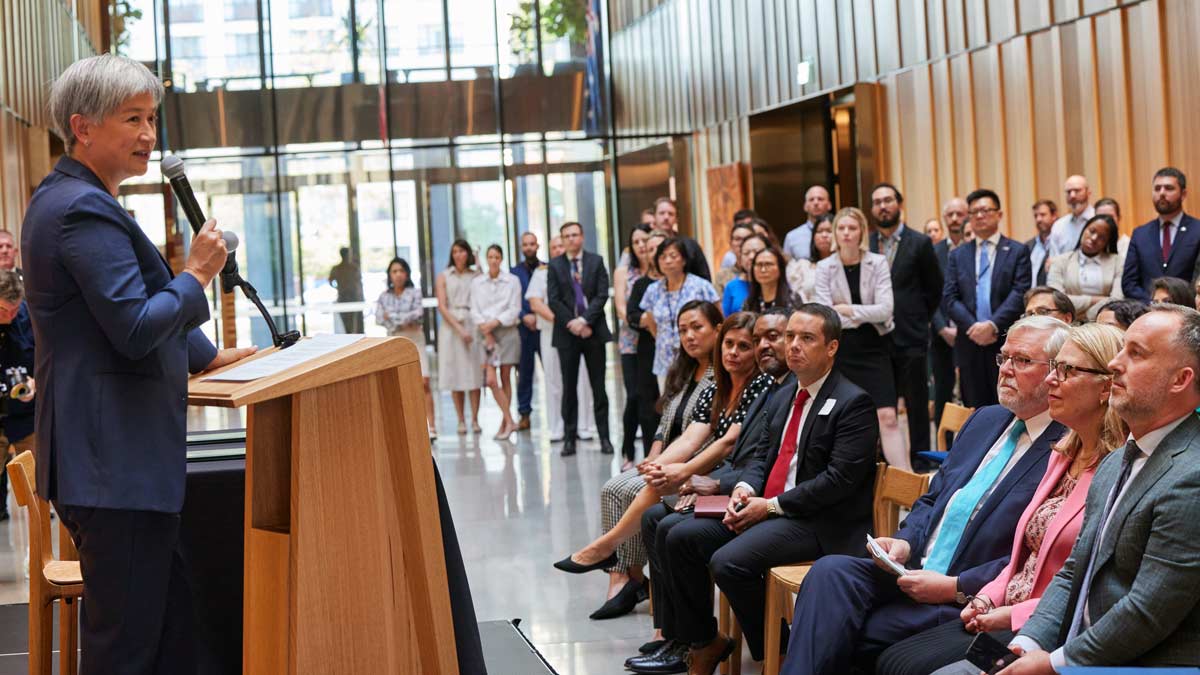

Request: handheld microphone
left=161, top=154, right=239, bottom=289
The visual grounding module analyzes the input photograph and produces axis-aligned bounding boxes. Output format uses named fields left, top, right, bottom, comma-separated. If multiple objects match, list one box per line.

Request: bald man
left=930, top=198, right=968, bottom=431
left=1047, top=175, right=1095, bottom=256
left=782, top=185, right=833, bottom=261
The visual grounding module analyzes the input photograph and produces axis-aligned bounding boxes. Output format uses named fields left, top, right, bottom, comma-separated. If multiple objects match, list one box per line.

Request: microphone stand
left=220, top=266, right=301, bottom=350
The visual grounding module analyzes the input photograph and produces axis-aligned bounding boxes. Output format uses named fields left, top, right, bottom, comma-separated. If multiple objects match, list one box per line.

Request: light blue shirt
left=783, top=222, right=815, bottom=261
left=1029, top=234, right=1051, bottom=287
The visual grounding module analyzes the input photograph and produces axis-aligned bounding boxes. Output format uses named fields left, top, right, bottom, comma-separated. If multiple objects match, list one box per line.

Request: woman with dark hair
left=743, top=246, right=796, bottom=313
left=723, top=234, right=766, bottom=316
left=471, top=244, right=522, bottom=439
left=1095, top=298, right=1147, bottom=330
left=376, top=257, right=435, bottom=437
left=436, top=238, right=483, bottom=434
left=640, top=238, right=720, bottom=388
left=616, top=224, right=656, bottom=469
left=1048, top=214, right=1124, bottom=320
left=786, top=214, right=835, bottom=304
left=1151, top=275, right=1195, bottom=307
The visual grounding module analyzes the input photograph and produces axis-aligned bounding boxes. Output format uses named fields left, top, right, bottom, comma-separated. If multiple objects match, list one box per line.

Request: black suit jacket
left=932, top=239, right=954, bottom=332
left=709, top=373, right=793, bottom=494
left=870, top=225, right=943, bottom=351
left=739, top=369, right=879, bottom=556
left=547, top=251, right=612, bottom=347
left=942, top=235, right=1032, bottom=335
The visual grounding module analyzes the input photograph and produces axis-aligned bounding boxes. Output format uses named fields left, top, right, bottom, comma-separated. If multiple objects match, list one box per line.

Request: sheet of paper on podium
left=202, top=334, right=363, bottom=381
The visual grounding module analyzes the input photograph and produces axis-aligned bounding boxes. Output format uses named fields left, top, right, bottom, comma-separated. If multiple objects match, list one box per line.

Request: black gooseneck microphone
left=161, top=154, right=300, bottom=349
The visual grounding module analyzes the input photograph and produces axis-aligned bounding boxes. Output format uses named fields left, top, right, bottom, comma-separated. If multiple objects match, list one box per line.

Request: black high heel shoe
left=552, top=551, right=618, bottom=574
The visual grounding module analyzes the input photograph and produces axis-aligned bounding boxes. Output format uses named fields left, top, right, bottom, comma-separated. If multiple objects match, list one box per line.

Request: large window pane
left=383, top=0, right=447, bottom=82
left=447, top=0, right=499, bottom=80
left=268, top=0, right=351, bottom=87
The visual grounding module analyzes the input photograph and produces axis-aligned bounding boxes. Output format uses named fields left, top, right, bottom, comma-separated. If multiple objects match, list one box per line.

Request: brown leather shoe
left=517, top=415, right=531, bottom=431
left=686, top=634, right=735, bottom=675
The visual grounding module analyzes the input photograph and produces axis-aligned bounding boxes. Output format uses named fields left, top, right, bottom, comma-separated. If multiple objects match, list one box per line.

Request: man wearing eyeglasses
left=942, top=189, right=1033, bottom=407
left=1023, top=287, right=1076, bottom=325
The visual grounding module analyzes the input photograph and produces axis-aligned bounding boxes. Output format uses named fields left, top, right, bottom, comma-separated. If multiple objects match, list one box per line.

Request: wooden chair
left=718, top=589, right=743, bottom=675
left=7, top=451, right=83, bottom=675
left=936, top=403, right=975, bottom=451
left=760, top=463, right=933, bottom=675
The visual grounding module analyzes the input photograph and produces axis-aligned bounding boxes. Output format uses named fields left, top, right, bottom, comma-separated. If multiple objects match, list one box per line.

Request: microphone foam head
left=161, top=154, right=185, bottom=179
left=222, top=230, right=239, bottom=253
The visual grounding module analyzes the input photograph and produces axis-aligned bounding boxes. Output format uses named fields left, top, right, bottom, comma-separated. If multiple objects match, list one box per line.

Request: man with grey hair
left=0, top=270, right=35, bottom=523
left=783, top=315, right=1070, bottom=674
left=1001, top=305, right=1200, bottom=673
left=0, top=230, right=20, bottom=274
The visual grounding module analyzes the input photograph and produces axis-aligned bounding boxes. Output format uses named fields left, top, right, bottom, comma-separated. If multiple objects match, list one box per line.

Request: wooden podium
left=188, top=337, right=459, bottom=674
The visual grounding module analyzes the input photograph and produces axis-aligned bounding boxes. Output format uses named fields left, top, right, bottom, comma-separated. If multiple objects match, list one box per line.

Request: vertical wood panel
left=763, top=0, right=781, bottom=106
left=837, top=0, right=857, bottom=83
left=926, top=0, right=947, bottom=60
left=930, top=59, right=959, bottom=203
left=1001, top=36, right=1037, bottom=240
left=895, top=67, right=939, bottom=226
left=971, top=46, right=1009, bottom=214
left=1054, top=0, right=1083, bottom=22
left=988, top=0, right=1019, bottom=42
left=965, top=0, right=989, bottom=47
left=949, top=53, right=978, bottom=192
left=1126, top=0, right=1168, bottom=223
left=1094, top=8, right=1134, bottom=221
left=1018, top=0, right=1053, bottom=31
left=882, top=74, right=902, bottom=182
left=944, top=0, right=967, bottom=52
left=1164, top=0, right=1200, bottom=180
left=748, top=0, right=769, bottom=109
left=874, top=0, right=900, bottom=72
left=853, top=0, right=878, bottom=79
left=816, top=0, right=841, bottom=88
left=799, top=0, right=822, bottom=96
left=1030, top=29, right=1068, bottom=205
left=1059, top=19, right=1103, bottom=187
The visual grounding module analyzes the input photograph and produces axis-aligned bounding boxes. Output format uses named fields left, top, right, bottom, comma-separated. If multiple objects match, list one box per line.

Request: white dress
left=526, top=267, right=597, bottom=440
left=470, top=270, right=523, bottom=366
left=437, top=267, right=485, bottom=391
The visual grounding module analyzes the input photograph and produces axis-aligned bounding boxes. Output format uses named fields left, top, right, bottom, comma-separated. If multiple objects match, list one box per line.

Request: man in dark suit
left=781, top=315, right=1070, bottom=675
left=1122, top=167, right=1200, bottom=301
left=632, top=305, right=879, bottom=674
left=869, top=183, right=943, bottom=458
left=932, top=198, right=968, bottom=428
left=22, top=55, right=256, bottom=672
left=1003, top=306, right=1200, bottom=673
left=546, top=221, right=613, bottom=456
left=942, top=188, right=1033, bottom=407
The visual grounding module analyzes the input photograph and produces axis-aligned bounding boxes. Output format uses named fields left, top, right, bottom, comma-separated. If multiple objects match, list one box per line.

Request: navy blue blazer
left=0, top=302, right=36, bottom=442
left=546, top=251, right=612, bottom=347
left=941, top=236, right=1031, bottom=336
left=1120, top=213, right=1200, bottom=301
left=21, top=157, right=217, bottom=513
left=894, top=405, right=1063, bottom=594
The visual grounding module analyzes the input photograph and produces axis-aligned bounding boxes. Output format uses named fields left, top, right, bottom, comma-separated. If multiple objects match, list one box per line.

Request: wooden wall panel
left=874, top=0, right=901, bottom=73
left=988, top=0, right=1019, bottom=42
left=1029, top=30, right=1068, bottom=206
left=1093, top=9, right=1134, bottom=219
left=944, top=0, right=968, bottom=53
left=894, top=67, right=939, bottom=228
left=799, top=0, right=822, bottom=96
left=930, top=60, right=959, bottom=205
left=1001, top=36, right=1037, bottom=240
left=1018, top=0, right=1053, bottom=32
left=970, top=46, right=1010, bottom=219
left=837, top=0, right=858, bottom=84
left=816, top=0, right=841, bottom=90
left=853, top=0, right=879, bottom=79
left=1125, top=0, right=1168, bottom=223
left=1164, top=0, right=1200, bottom=180
left=925, top=0, right=948, bottom=60
left=949, top=53, right=978, bottom=196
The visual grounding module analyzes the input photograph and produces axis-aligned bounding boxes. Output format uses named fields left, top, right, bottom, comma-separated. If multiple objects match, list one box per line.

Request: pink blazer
left=978, top=451, right=1095, bottom=629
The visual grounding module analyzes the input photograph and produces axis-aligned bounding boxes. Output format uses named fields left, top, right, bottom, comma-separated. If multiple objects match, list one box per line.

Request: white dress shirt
left=525, top=267, right=552, bottom=330
left=1029, top=234, right=1051, bottom=287
left=1075, top=251, right=1105, bottom=295
left=1048, top=206, right=1096, bottom=256
left=470, top=269, right=522, bottom=327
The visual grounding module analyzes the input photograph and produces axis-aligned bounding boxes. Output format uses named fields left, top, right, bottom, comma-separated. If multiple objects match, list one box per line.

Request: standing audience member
left=0, top=271, right=35, bottom=523
left=782, top=185, right=834, bottom=261
left=471, top=245, right=522, bottom=440
left=1047, top=176, right=1094, bottom=256
left=878, top=323, right=1126, bottom=675
left=786, top=214, right=835, bottom=304
left=1093, top=196, right=1131, bottom=254
left=0, top=231, right=20, bottom=273
left=1002, top=306, right=1200, bottom=673
left=1047, top=214, right=1124, bottom=320
left=328, top=246, right=364, bottom=333
left=1024, top=287, right=1076, bottom=324
left=437, top=239, right=484, bottom=434
left=376, top=257, right=435, bottom=437
left=924, top=219, right=944, bottom=244
left=1028, top=200, right=1058, bottom=286
left=714, top=222, right=754, bottom=293
left=526, top=236, right=597, bottom=443
left=816, top=207, right=907, bottom=469
left=650, top=197, right=711, bottom=281
left=1095, top=298, right=1147, bottom=331
left=743, top=247, right=796, bottom=313
left=1123, top=167, right=1200, bottom=301
left=751, top=218, right=780, bottom=249
left=547, top=221, right=614, bottom=457
left=718, top=211, right=757, bottom=271
left=932, top=198, right=970, bottom=427
left=640, top=238, right=720, bottom=387
left=723, top=234, right=765, bottom=316
left=615, top=224, right=655, bottom=467
left=942, top=189, right=1032, bottom=407
left=511, top=232, right=544, bottom=431
left=781, top=316, right=1069, bottom=675
left=1150, top=275, right=1195, bottom=307
left=870, top=183, right=944, bottom=461
left=641, top=208, right=656, bottom=226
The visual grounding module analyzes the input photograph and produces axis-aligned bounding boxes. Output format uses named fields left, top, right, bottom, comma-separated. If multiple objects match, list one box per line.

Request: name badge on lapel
left=818, top=399, right=836, bottom=416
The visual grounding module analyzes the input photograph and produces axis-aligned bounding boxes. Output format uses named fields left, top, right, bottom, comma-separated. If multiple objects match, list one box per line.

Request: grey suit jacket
left=1018, top=413, right=1200, bottom=666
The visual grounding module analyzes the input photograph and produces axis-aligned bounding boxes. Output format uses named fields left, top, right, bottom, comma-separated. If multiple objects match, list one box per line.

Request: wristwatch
left=766, top=500, right=780, bottom=518
left=955, top=580, right=968, bottom=605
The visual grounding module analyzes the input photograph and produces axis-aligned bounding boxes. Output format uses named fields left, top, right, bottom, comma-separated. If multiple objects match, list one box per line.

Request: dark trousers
left=954, top=339, right=1000, bottom=408
left=338, top=311, right=363, bottom=334
left=642, top=503, right=689, bottom=634
left=665, top=514, right=824, bottom=661
left=930, top=332, right=956, bottom=428
left=877, top=619, right=1014, bottom=675
left=559, top=335, right=609, bottom=442
left=781, top=555, right=960, bottom=675
left=621, top=354, right=655, bottom=461
left=891, top=348, right=931, bottom=454
left=56, top=505, right=197, bottom=675
left=516, top=324, right=540, bottom=416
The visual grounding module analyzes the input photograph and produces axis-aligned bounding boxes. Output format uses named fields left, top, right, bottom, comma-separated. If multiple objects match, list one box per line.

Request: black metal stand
left=221, top=271, right=300, bottom=349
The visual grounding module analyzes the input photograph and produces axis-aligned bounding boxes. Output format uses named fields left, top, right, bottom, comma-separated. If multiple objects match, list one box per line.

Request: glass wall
left=114, top=0, right=614, bottom=349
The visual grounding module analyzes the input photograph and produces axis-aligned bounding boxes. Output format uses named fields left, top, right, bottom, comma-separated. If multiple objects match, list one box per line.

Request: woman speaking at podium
left=21, top=55, right=255, bottom=673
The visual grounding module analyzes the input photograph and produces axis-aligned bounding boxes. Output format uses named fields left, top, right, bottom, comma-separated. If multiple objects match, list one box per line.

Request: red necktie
left=1162, top=221, right=1172, bottom=262
left=763, top=389, right=811, bottom=499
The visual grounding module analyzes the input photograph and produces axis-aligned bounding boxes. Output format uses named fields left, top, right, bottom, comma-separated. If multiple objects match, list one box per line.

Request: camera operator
left=0, top=270, right=34, bottom=522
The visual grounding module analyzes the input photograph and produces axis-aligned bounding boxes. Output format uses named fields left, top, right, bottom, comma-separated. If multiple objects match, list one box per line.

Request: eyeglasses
left=995, top=353, right=1052, bottom=370
left=969, top=207, right=999, bottom=218
left=871, top=196, right=897, bottom=207
left=754, top=261, right=778, bottom=270
left=1021, top=307, right=1062, bottom=318
left=1048, top=358, right=1110, bottom=381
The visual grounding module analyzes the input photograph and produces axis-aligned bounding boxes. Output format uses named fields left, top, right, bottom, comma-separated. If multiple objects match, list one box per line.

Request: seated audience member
left=1095, top=298, right=1148, bottom=331
left=0, top=271, right=35, bottom=523
left=714, top=222, right=754, bottom=293
left=1047, top=214, right=1125, bottom=320
left=815, top=207, right=908, bottom=470
left=631, top=305, right=879, bottom=674
left=640, top=238, right=720, bottom=384
left=1151, top=275, right=1195, bottom=307
left=786, top=214, right=834, bottom=304
left=743, top=247, right=797, bottom=313
left=1000, top=305, right=1200, bottom=672
left=1122, top=167, right=1198, bottom=301
left=781, top=315, right=1070, bottom=674
left=1023, top=286, right=1076, bottom=324
left=877, top=323, right=1126, bottom=675
left=723, top=235, right=766, bottom=317
left=633, top=310, right=793, bottom=666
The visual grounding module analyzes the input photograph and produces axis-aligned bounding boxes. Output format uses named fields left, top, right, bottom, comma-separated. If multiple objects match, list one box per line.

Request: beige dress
left=437, top=268, right=484, bottom=391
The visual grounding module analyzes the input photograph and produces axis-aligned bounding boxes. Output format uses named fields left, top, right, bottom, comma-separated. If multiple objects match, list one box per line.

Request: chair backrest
left=6, top=451, right=53, bottom=570
left=872, top=462, right=933, bottom=537
left=936, top=403, right=975, bottom=451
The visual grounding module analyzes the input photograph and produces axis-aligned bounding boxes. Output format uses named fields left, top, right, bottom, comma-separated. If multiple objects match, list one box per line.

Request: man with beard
left=781, top=315, right=1069, bottom=675
left=932, top=198, right=969, bottom=427
left=868, top=183, right=942, bottom=463
left=1000, top=305, right=1200, bottom=673
left=511, top=231, right=544, bottom=430
left=782, top=185, right=833, bottom=262
left=1047, top=176, right=1095, bottom=256
left=1122, top=168, right=1200, bottom=301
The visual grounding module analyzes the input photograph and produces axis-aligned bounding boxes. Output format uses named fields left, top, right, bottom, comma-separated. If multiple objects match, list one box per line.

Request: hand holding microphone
left=182, top=219, right=228, bottom=288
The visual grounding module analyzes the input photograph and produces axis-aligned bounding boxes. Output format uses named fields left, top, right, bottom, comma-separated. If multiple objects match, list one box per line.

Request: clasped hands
left=567, top=317, right=592, bottom=338
left=966, top=321, right=999, bottom=346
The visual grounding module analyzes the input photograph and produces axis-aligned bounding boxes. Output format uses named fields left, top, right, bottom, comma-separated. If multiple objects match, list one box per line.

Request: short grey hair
left=1008, top=314, right=1070, bottom=358
left=48, top=55, right=163, bottom=154
left=0, top=270, right=23, bottom=304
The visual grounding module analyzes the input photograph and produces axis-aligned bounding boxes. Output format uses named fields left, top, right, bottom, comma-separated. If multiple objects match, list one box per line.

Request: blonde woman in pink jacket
left=876, top=323, right=1127, bottom=675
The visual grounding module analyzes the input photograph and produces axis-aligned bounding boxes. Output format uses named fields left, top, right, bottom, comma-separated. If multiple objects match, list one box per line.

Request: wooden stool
left=717, top=590, right=742, bottom=675
left=7, top=451, right=83, bottom=675
left=762, top=564, right=811, bottom=675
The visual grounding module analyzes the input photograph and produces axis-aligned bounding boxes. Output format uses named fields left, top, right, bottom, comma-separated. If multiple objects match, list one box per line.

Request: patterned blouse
left=618, top=265, right=643, bottom=355
left=640, top=274, right=721, bottom=376
left=691, top=372, right=775, bottom=439
left=1004, top=471, right=1079, bottom=606
left=653, top=366, right=716, bottom=444
left=375, top=287, right=423, bottom=334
